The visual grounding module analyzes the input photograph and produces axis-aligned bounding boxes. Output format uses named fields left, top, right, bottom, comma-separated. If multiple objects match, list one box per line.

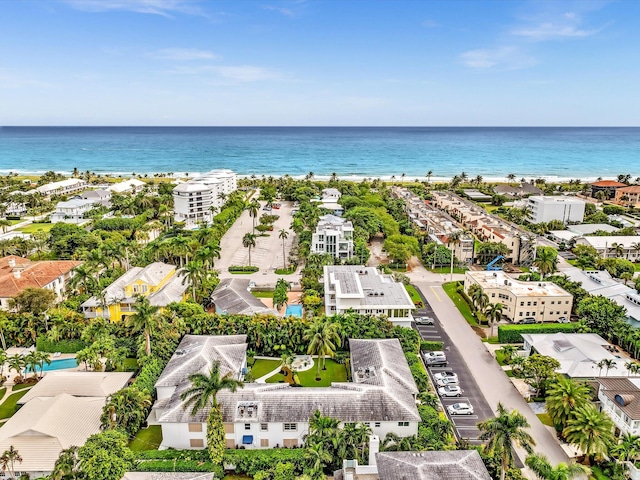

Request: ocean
left=1, top=127, right=639, bottom=182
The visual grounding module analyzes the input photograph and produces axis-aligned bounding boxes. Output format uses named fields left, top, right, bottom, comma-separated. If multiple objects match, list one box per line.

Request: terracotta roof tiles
left=0, top=256, right=81, bottom=298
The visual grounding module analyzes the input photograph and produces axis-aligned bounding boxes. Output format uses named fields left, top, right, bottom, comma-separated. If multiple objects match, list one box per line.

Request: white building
left=573, top=236, right=640, bottom=261
left=527, top=196, right=586, bottom=224
left=317, top=188, right=344, bottom=215
left=32, top=178, right=87, bottom=198
left=464, top=271, right=573, bottom=323
left=597, top=377, right=640, bottom=437
left=81, top=188, right=112, bottom=207
left=173, top=170, right=237, bottom=228
left=50, top=198, right=97, bottom=223
left=324, top=266, right=415, bottom=327
left=312, top=214, right=354, bottom=259
left=152, top=336, right=419, bottom=450
left=108, top=178, right=146, bottom=194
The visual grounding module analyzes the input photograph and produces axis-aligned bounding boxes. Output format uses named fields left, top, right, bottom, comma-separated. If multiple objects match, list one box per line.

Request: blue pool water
left=285, top=305, right=303, bottom=318
left=27, top=357, right=78, bottom=373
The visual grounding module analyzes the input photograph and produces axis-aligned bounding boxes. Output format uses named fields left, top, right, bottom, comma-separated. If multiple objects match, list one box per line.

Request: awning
left=242, top=435, right=253, bottom=445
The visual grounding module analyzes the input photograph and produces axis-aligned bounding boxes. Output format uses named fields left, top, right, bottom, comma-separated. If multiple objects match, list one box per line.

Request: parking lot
left=414, top=296, right=494, bottom=445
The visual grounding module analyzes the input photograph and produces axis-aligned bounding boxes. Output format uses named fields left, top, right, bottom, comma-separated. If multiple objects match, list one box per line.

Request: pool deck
left=260, top=291, right=304, bottom=316
left=2, top=353, right=81, bottom=387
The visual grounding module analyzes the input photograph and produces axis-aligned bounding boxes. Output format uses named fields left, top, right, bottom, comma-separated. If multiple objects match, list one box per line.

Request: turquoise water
left=1, top=127, right=639, bottom=181
left=285, top=305, right=303, bottom=318
left=27, top=357, right=78, bottom=372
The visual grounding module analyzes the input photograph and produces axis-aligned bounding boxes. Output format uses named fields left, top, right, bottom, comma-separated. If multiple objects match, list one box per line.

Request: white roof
left=108, top=178, right=145, bottom=193
left=18, top=371, right=133, bottom=404
left=529, top=195, right=585, bottom=205
left=523, top=332, right=636, bottom=378
left=567, top=224, right=619, bottom=235
left=576, top=236, right=640, bottom=249
left=466, top=271, right=571, bottom=297
left=0, top=394, right=104, bottom=473
left=55, top=198, right=96, bottom=209
left=34, top=178, right=86, bottom=194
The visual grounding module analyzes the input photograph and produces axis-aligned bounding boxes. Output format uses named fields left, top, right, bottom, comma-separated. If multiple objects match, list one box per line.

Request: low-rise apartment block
left=311, top=214, right=354, bottom=259
left=573, top=236, right=640, bottom=262
left=32, top=178, right=87, bottom=198
left=615, top=186, right=640, bottom=208
left=464, top=271, right=573, bottom=323
left=598, top=377, right=640, bottom=437
left=324, top=265, right=415, bottom=327
left=173, top=170, right=237, bottom=228
left=527, top=195, right=585, bottom=224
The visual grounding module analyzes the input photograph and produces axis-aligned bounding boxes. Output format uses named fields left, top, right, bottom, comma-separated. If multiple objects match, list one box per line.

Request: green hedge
left=228, top=266, right=259, bottom=273
left=420, top=341, right=444, bottom=351
left=135, top=450, right=209, bottom=461
left=498, top=323, right=578, bottom=343
left=133, top=357, right=165, bottom=396
left=135, top=460, right=222, bottom=477
left=36, top=338, right=87, bottom=353
left=223, top=449, right=306, bottom=476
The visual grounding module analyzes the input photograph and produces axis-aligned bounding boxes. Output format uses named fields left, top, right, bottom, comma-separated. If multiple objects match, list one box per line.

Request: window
left=491, top=293, right=496, bottom=297
left=397, top=421, right=409, bottom=427
left=364, top=422, right=370, bottom=427
left=190, top=439, right=204, bottom=448
left=566, top=301, right=569, bottom=304
left=527, top=302, right=531, bottom=306
left=520, top=302, right=524, bottom=306
left=283, top=423, right=297, bottom=431
left=188, top=423, right=203, bottom=432
left=245, top=424, right=251, bottom=430
left=519, top=312, right=523, bottom=317
left=375, top=422, right=381, bottom=427
left=533, top=302, right=537, bottom=306
left=260, top=438, right=269, bottom=447
left=260, top=423, right=268, bottom=431
left=551, top=301, right=555, bottom=305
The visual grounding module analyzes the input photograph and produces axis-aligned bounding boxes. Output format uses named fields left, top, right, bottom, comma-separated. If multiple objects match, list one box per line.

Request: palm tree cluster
left=304, top=319, right=341, bottom=381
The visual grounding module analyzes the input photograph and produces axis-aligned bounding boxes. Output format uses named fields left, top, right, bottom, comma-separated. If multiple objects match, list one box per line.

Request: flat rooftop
left=466, top=271, right=571, bottom=297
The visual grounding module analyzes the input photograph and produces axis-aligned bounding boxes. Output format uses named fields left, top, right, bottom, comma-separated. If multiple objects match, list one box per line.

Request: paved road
left=408, top=264, right=569, bottom=468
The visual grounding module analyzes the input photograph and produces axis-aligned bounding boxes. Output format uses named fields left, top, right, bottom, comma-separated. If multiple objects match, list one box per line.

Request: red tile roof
left=591, top=180, right=627, bottom=187
left=0, top=256, right=81, bottom=299
left=617, top=185, right=640, bottom=193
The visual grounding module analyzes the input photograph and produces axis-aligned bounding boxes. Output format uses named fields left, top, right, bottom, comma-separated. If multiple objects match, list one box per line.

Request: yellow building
left=81, top=262, right=188, bottom=321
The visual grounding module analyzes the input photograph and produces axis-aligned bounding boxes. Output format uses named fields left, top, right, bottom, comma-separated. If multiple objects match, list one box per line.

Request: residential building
left=526, top=196, right=585, bottom=224
left=311, top=214, right=354, bottom=259
left=108, top=178, right=146, bottom=194
left=522, top=333, right=636, bottom=378
left=316, top=188, right=344, bottom=215
left=210, top=278, right=280, bottom=316
left=173, top=170, right=237, bottom=228
left=493, top=182, right=543, bottom=198
left=597, top=377, right=640, bottom=437
left=464, top=271, right=573, bottom=323
left=81, top=188, right=112, bottom=207
left=616, top=186, right=640, bottom=208
left=463, top=190, right=492, bottom=202
left=50, top=198, right=97, bottom=223
left=80, top=262, right=188, bottom=321
left=152, top=336, right=419, bottom=450
left=573, top=236, right=640, bottom=261
left=122, top=475, right=214, bottom=480
left=0, top=255, right=81, bottom=310
left=547, top=223, right=619, bottom=243
left=375, top=450, right=491, bottom=480
left=590, top=180, right=627, bottom=200
left=324, top=266, right=415, bottom=327
left=3, top=200, right=27, bottom=217
left=32, top=178, right=87, bottom=198
left=395, top=188, right=474, bottom=264
left=431, top=191, right=535, bottom=265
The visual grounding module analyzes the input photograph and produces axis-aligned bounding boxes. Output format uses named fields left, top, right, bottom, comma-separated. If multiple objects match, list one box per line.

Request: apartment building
left=615, top=185, right=640, bottom=208
left=32, top=178, right=87, bottom=198
left=526, top=196, right=585, bottom=224
left=464, top=271, right=573, bottom=323
left=311, top=214, right=354, bottom=259
left=573, top=236, right=640, bottom=262
left=173, top=170, right=237, bottom=228
left=598, top=377, right=640, bottom=437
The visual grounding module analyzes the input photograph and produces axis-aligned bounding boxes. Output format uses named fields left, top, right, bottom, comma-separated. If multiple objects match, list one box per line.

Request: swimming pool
left=285, top=304, right=303, bottom=318
left=27, top=357, right=79, bottom=373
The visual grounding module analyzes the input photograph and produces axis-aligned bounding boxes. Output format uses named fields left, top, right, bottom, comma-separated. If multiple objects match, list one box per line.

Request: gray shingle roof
left=210, top=278, right=280, bottom=316
left=375, top=451, right=491, bottom=480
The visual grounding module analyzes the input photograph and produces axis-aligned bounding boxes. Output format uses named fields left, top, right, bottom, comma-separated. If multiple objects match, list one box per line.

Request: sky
left=1, top=0, right=639, bottom=126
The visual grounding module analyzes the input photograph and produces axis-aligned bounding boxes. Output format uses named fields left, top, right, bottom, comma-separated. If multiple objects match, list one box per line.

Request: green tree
left=525, top=453, right=590, bottom=480
left=478, top=402, right=535, bottom=480
left=534, top=247, right=558, bottom=279
left=178, top=260, right=205, bottom=301
left=50, top=446, right=82, bottom=480
left=100, top=387, right=152, bottom=435
left=563, top=405, right=614, bottom=464
left=242, top=232, right=257, bottom=267
left=304, top=320, right=342, bottom=381
left=77, top=430, right=134, bottom=480
left=610, top=433, right=640, bottom=462
left=126, top=296, right=161, bottom=356
left=248, top=200, right=260, bottom=233
left=521, top=354, right=560, bottom=396
left=486, top=302, right=503, bottom=338
left=545, top=377, right=591, bottom=433
left=0, top=446, right=22, bottom=479
left=8, top=287, right=56, bottom=316
left=279, top=229, right=289, bottom=270
left=304, top=442, right=332, bottom=480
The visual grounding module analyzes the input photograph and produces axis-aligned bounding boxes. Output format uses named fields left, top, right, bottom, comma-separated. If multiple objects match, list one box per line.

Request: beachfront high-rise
left=172, top=170, right=237, bottom=228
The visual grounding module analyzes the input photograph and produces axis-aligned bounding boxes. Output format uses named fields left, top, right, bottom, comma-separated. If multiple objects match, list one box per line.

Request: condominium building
left=311, top=214, right=354, bottom=259
left=32, top=178, right=87, bottom=198
left=324, top=265, right=415, bottom=327
left=464, top=271, right=573, bottom=323
left=615, top=185, right=640, bottom=208
left=590, top=180, right=627, bottom=200
left=173, top=170, right=237, bottom=227
left=526, top=196, right=585, bottom=224
left=573, top=236, right=640, bottom=262
left=597, top=377, right=640, bottom=437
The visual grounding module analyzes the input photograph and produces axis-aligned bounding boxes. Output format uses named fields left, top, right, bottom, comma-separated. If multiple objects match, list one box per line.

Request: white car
left=447, top=403, right=474, bottom=415
left=433, top=371, right=458, bottom=383
left=415, top=316, right=434, bottom=325
left=436, top=377, right=459, bottom=387
left=438, top=385, right=462, bottom=397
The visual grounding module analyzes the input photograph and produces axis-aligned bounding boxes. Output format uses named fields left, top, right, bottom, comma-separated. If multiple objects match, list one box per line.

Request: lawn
left=442, top=282, right=478, bottom=326
left=405, top=284, right=423, bottom=306
left=495, top=349, right=508, bottom=366
left=129, top=426, right=163, bottom=451
left=251, top=359, right=282, bottom=379
left=266, top=358, right=347, bottom=387
left=537, top=413, right=554, bottom=427
left=12, top=382, right=36, bottom=391
left=590, top=466, right=609, bottom=480
left=252, top=291, right=274, bottom=298
left=0, top=387, right=5, bottom=402
left=274, top=268, right=295, bottom=275
left=17, top=222, right=55, bottom=234
left=0, top=390, right=29, bottom=420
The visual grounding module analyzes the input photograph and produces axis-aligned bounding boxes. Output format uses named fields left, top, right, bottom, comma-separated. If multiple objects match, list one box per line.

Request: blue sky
left=1, top=0, right=638, bottom=126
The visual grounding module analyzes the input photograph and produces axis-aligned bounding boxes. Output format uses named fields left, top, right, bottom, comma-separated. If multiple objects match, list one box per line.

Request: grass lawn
left=495, top=349, right=508, bottom=366
left=223, top=475, right=252, bottom=480
left=405, top=284, right=423, bottom=306
left=505, top=370, right=515, bottom=377
left=251, top=359, right=282, bottom=379
left=0, top=390, right=29, bottom=420
left=7, top=219, right=22, bottom=226
left=12, top=382, right=36, bottom=391
left=17, top=222, right=55, bottom=234
left=129, top=426, right=162, bottom=451
left=635, top=263, right=640, bottom=272
left=0, top=387, right=5, bottom=402
left=274, top=268, right=295, bottom=275
left=537, top=413, right=554, bottom=427
left=442, top=282, right=478, bottom=326
left=120, top=358, right=139, bottom=372
left=266, top=358, right=347, bottom=387
left=252, top=291, right=274, bottom=298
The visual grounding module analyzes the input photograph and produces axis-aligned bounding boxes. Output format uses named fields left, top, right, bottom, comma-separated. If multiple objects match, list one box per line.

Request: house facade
left=173, top=170, right=237, bottom=228
left=32, top=178, right=87, bottom=198
left=50, top=198, right=97, bottom=223
left=526, top=196, right=585, bottom=224
left=590, top=180, right=627, bottom=200
left=615, top=186, right=640, bottom=207
left=597, top=377, right=640, bottom=437
left=573, top=236, right=640, bottom=262
left=311, top=214, right=354, bottom=259
left=464, top=271, right=573, bottom=323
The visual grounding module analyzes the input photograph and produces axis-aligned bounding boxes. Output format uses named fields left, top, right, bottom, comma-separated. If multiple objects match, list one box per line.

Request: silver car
left=447, top=403, right=474, bottom=415
left=433, top=371, right=458, bottom=383
left=438, top=385, right=462, bottom=397
left=436, top=377, right=459, bottom=388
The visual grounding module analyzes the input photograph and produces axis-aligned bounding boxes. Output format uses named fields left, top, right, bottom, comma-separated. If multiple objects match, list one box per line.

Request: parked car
left=438, top=385, right=462, bottom=397
left=437, top=377, right=459, bottom=387
left=263, top=206, right=272, bottom=211
left=433, top=371, right=458, bottom=383
left=521, top=317, right=537, bottom=324
left=415, top=316, right=435, bottom=325
left=423, top=351, right=447, bottom=366
left=558, top=317, right=570, bottom=323
left=447, top=403, right=474, bottom=415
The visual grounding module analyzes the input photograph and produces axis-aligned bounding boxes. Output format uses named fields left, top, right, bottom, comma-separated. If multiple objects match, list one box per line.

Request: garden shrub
left=36, top=338, right=87, bottom=353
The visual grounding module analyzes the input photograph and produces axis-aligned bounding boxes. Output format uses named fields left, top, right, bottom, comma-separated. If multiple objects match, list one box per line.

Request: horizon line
left=2, top=125, right=640, bottom=129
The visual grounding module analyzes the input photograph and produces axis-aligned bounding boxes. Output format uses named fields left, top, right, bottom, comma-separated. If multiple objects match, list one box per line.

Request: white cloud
left=152, top=48, right=219, bottom=61
left=60, top=0, right=204, bottom=17
left=511, top=11, right=607, bottom=41
left=166, top=64, right=283, bottom=82
left=262, top=5, right=295, bottom=17
left=460, top=46, right=535, bottom=70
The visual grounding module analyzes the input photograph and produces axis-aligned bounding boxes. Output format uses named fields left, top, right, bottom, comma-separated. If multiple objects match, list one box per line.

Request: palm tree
left=627, top=361, right=640, bottom=377
left=595, top=358, right=616, bottom=376
left=101, top=387, right=152, bottom=433
left=478, top=402, right=536, bottom=480
left=278, top=229, right=289, bottom=270
left=533, top=248, right=558, bottom=279
left=545, top=377, right=591, bottom=433
left=563, top=405, right=614, bottom=464
left=611, top=242, right=625, bottom=258
left=126, top=296, right=161, bottom=356
left=486, top=302, right=503, bottom=338
left=242, top=232, right=257, bottom=267
left=426, top=170, right=433, bottom=185
left=7, top=354, right=26, bottom=383
left=180, top=361, right=244, bottom=414
left=304, top=442, right=332, bottom=480
left=620, top=271, right=634, bottom=286
left=248, top=200, right=260, bottom=233
left=304, top=320, right=342, bottom=381
left=51, top=446, right=82, bottom=480
left=179, top=260, right=205, bottom=301
left=525, top=453, right=590, bottom=480
left=507, top=173, right=516, bottom=185
left=610, top=433, right=640, bottom=462
left=0, top=446, right=22, bottom=479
